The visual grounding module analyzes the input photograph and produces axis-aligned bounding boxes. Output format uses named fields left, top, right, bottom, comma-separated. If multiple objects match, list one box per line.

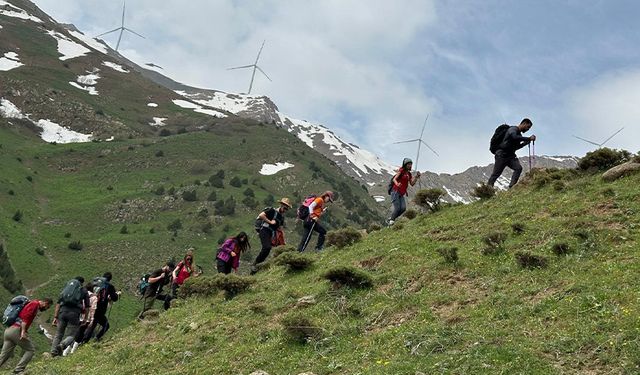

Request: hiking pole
left=300, top=220, right=316, bottom=252
left=532, top=140, right=536, bottom=169
left=528, top=143, right=532, bottom=172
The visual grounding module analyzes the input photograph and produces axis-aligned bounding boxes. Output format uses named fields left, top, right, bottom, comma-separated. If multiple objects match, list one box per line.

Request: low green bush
left=68, top=241, right=83, bottom=251
left=368, top=223, right=382, bottom=233
left=436, top=247, right=459, bottom=264
left=551, top=242, right=572, bottom=256
left=326, top=227, right=362, bottom=249
left=471, top=184, right=495, bottom=200
left=511, top=222, right=525, bottom=235
left=404, top=209, right=418, bottom=220
left=275, top=252, right=315, bottom=271
left=272, top=245, right=297, bottom=258
left=179, top=274, right=255, bottom=299
left=482, top=232, right=506, bottom=255
left=323, top=266, right=373, bottom=289
left=515, top=252, right=548, bottom=269
left=578, top=148, right=630, bottom=171
left=414, top=188, right=446, bottom=212
left=281, top=313, right=322, bottom=344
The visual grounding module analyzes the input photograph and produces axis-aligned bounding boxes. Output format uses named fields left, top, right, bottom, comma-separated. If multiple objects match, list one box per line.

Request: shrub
left=392, top=222, right=404, bottom=231
left=601, top=188, right=615, bottom=198
left=511, top=222, right=525, bottom=235
left=64, top=232, right=71, bottom=238
left=368, top=223, right=382, bottom=233
left=8, top=190, right=14, bottom=195
left=323, top=266, right=373, bottom=289
left=209, top=176, right=224, bottom=188
left=194, top=179, right=201, bottom=186
left=273, top=245, right=296, bottom=258
left=149, top=228, right=155, bottom=234
left=120, top=225, right=128, bottom=234
left=404, top=209, right=418, bottom=220
left=179, top=274, right=255, bottom=299
left=68, top=241, right=83, bottom=251
left=155, top=150, right=164, bottom=157
left=436, top=247, right=459, bottom=264
left=106, top=185, right=113, bottom=191
left=207, top=191, right=217, bottom=201
left=215, top=170, right=225, bottom=179
left=177, top=127, right=187, bottom=134
left=551, top=242, right=572, bottom=256
left=552, top=180, right=566, bottom=192
left=159, top=129, right=171, bottom=137
left=215, top=196, right=236, bottom=216
left=214, top=274, right=255, bottom=299
left=326, top=227, right=362, bottom=249
left=482, top=232, right=506, bottom=255
left=243, top=188, right=255, bottom=197
left=263, top=194, right=275, bottom=206
left=515, top=252, right=548, bottom=269
left=26, top=176, right=33, bottom=182
left=12, top=210, right=22, bottom=222
left=201, top=222, right=212, bottom=233
left=153, top=186, right=165, bottom=195
left=35, top=247, right=45, bottom=256
left=167, top=219, right=182, bottom=232
left=167, top=187, right=176, bottom=195
left=182, top=190, right=197, bottom=202
left=471, top=184, right=495, bottom=200
left=281, top=313, right=322, bottom=343
left=414, top=188, right=446, bottom=212
left=275, top=252, right=315, bottom=271
left=242, top=196, right=258, bottom=209
left=230, top=177, right=242, bottom=187
left=578, top=148, right=630, bottom=171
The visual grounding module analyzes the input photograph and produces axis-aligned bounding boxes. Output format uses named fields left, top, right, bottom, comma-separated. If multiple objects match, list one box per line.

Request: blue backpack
left=2, top=295, right=30, bottom=327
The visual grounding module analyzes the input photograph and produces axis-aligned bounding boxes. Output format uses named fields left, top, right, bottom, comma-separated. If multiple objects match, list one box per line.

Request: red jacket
left=392, top=168, right=412, bottom=196
left=12, top=300, right=39, bottom=331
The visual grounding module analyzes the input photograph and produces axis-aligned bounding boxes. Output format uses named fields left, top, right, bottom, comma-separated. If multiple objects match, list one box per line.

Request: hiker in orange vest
left=298, top=191, right=334, bottom=252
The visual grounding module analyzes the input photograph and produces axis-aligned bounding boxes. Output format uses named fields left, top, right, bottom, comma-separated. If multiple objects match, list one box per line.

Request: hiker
left=250, top=198, right=291, bottom=274
left=0, top=297, right=52, bottom=374
left=297, top=191, right=334, bottom=252
left=51, top=276, right=91, bottom=357
left=217, top=232, right=251, bottom=274
left=84, top=272, right=119, bottom=342
left=64, top=282, right=97, bottom=355
left=387, top=158, right=421, bottom=225
left=139, top=261, right=175, bottom=318
left=487, top=118, right=536, bottom=188
left=171, top=249, right=200, bottom=297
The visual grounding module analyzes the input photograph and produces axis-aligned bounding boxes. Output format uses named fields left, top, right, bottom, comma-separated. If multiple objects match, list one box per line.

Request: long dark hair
left=233, top=232, right=250, bottom=253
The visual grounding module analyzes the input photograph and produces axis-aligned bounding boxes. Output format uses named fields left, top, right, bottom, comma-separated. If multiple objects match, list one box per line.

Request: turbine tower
left=96, top=0, right=145, bottom=52
left=572, top=127, right=624, bottom=149
left=393, top=115, right=439, bottom=187
left=228, top=40, right=272, bottom=95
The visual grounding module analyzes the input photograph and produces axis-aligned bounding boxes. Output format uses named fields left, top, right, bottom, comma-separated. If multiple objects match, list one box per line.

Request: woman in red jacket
left=388, top=158, right=421, bottom=225
left=171, top=249, right=200, bottom=297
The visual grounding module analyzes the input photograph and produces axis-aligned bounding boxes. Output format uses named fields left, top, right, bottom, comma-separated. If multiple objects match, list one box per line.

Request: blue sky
left=32, top=0, right=640, bottom=173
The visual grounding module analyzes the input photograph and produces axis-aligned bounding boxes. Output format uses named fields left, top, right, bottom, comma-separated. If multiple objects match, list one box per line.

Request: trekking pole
left=528, top=143, right=532, bottom=172
left=532, top=140, right=536, bottom=169
left=300, top=221, right=316, bottom=252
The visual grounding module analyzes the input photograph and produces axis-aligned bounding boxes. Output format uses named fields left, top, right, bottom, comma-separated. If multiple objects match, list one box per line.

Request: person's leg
left=487, top=155, right=509, bottom=186
left=82, top=321, right=96, bottom=343
left=297, top=220, right=314, bottom=252
left=171, top=283, right=179, bottom=298
left=314, top=223, right=327, bottom=251
left=95, top=314, right=110, bottom=340
left=14, top=335, right=35, bottom=373
left=507, top=157, right=523, bottom=188
left=51, top=315, right=68, bottom=355
left=156, top=293, right=172, bottom=311
left=253, top=228, right=273, bottom=265
left=389, top=191, right=402, bottom=222
left=0, top=327, right=18, bottom=368
left=60, top=311, right=80, bottom=351
left=397, top=195, right=407, bottom=217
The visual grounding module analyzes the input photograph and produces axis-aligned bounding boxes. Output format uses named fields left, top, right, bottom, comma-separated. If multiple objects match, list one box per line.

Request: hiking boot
left=51, top=344, right=62, bottom=357
left=386, top=219, right=395, bottom=227
left=249, top=264, right=258, bottom=275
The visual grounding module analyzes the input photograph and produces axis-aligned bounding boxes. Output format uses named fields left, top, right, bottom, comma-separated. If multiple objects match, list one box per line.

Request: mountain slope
left=36, top=163, right=640, bottom=374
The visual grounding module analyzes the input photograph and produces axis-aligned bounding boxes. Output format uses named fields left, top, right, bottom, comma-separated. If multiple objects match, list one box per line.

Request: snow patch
left=545, top=156, right=578, bottom=162
left=102, top=61, right=129, bottom=73
left=149, top=117, right=167, bottom=127
left=147, top=103, right=158, bottom=107
left=0, top=51, right=23, bottom=71
left=0, top=98, right=24, bottom=119
left=68, top=30, right=108, bottom=53
left=37, top=119, right=92, bottom=143
left=106, top=136, right=114, bottom=141
left=76, top=69, right=100, bottom=85
left=0, top=0, right=43, bottom=23
left=46, top=30, right=90, bottom=61
left=373, top=195, right=386, bottom=202
left=176, top=90, right=257, bottom=114
left=172, top=99, right=227, bottom=118
left=259, top=162, right=294, bottom=175
left=69, top=82, right=98, bottom=96
left=442, top=185, right=468, bottom=204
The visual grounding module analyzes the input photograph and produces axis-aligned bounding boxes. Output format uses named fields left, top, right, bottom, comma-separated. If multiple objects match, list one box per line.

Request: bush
left=35, top=247, right=45, bottom=256
left=471, top=184, right=495, bottom=200
left=12, top=210, right=23, bottom=222
left=273, top=245, right=297, bottom=258
left=153, top=186, right=165, bottom=195
left=230, top=177, right=242, bottom=187
left=326, top=227, right=362, bottom=249
left=281, top=313, right=322, bottom=343
left=8, top=190, right=14, bottom=195
left=275, top=252, right=315, bottom=271
left=179, top=274, right=255, bottom=299
left=436, top=247, right=459, bottom=264
left=323, top=266, right=373, bottom=289
left=515, top=252, right=548, bottom=269
left=206, top=191, right=217, bottom=201
left=167, top=187, right=176, bottom=195
left=159, top=129, right=171, bottom=137
left=215, top=196, right=236, bottom=216
left=414, top=188, right=446, bottom=212
left=242, top=196, right=258, bottom=209
left=182, top=190, right=197, bottom=202
left=404, top=209, right=418, bottom=220
left=511, top=222, right=525, bottom=235
left=167, top=219, right=182, bottom=232
left=215, top=170, right=225, bottom=179
left=552, top=180, right=566, bottom=191
left=201, top=222, right=212, bottom=233
left=214, top=274, right=255, bottom=299
left=68, top=241, right=83, bottom=251
left=26, top=176, right=33, bottom=182
left=120, top=225, right=128, bottom=234
left=368, top=223, right=382, bottom=233
left=578, top=148, right=630, bottom=171
left=482, top=232, right=506, bottom=255
left=551, top=242, right=572, bottom=256
left=209, top=175, right=224, bottom=188
left=263, top=194, right=275, bottom=206
left=601, top=188, right=615, bottom=198
left=155, top=150, right=164, bottom=157
left=64, top=232, right=71, bottom=238
left=243, top=188, right=254, bottom=197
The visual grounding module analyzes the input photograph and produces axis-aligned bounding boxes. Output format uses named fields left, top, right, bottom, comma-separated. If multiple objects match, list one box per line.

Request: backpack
left=59, top=279, right=83, bottom=307
left=254, top=207, right=273, bottom=233
left=296, top=195, right=317, bottom=220
left=490, top=124, right=510, bottom=154
left=137, top=274, right=151, bottom=296
left=92, top=276, right=109, bottom=303
left=2, top=295, right=30, bottom=327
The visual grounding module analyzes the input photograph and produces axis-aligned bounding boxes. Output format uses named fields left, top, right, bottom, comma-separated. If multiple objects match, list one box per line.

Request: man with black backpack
left=50, top=276, right=90, bottom=357
left=250, top=197, right=291, bottom=275
left=0, top=296, right=52, bottom=374
left=139, top=261, right=175, bottom=319
left=84, top=272, right=119, bottom=342
left=487, top=118, right=536, bottom=189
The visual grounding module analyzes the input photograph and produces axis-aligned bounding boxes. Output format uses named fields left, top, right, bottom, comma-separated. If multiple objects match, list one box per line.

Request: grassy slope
left=34, top=168, right=640, bottom=374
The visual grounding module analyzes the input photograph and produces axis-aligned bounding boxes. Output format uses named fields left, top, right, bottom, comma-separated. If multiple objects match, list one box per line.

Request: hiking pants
left=298, top=220, right=326, bottom=252
left=84, top=313, right=109, bottom=342
left=389, top=190, right=407, bottom=221
left=140, top=292, right=172, bottom=317
left=216, top=258, right=233, bottom=274
left=0, top=326, right=35, bottom=373
left=254, top=227, right=273, bottom=265
left=51, top=308, right=80, bottom=355
left=488, top=153, right=522, bottom=188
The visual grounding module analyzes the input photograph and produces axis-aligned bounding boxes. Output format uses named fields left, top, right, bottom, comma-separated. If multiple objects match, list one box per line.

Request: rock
left=602, top=162, right=640, bottom=182
left=249, top=371, right=270, bottom=375
left=140, top=309, right=160, bottom=319
left=296, top=295, right=316, bottom=308
left=189, top=322, right=199, bottom=330
left=297, top=373, right=317, bottom=375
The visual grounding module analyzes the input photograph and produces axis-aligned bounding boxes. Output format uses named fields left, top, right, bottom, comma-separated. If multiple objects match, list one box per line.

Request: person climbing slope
left=297, top=191, right=334, bottom=252
left=217, top=232, right=251, bottom=274
left=387, top=158, right=421, bottom=225
left=250, top=198, right=291, bottom=274
left=487, top=118, right=536, bottom=188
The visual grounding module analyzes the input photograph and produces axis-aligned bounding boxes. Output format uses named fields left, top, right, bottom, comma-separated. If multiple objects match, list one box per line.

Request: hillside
left=35, top=160, right=640, bottom=374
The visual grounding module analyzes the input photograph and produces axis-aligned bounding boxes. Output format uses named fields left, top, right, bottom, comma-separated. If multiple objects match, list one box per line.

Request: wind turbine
left=227, top=40, right=272, bottom=95
left=393, top=115, right=439, bottom=187
left=572, top=127, right=624, bottom=148
left=96, top=0, right=145, bottom=52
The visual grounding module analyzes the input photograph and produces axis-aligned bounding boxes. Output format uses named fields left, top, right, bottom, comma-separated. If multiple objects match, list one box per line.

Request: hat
left=402, top=158, right=413, bottom=168
left=323, top=191, right=334, bottom=202
left=279, top=197, right=292, bottom=208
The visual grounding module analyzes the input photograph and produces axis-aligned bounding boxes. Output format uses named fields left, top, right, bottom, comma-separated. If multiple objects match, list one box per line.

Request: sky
left=32, top=0, right=640, bottom=174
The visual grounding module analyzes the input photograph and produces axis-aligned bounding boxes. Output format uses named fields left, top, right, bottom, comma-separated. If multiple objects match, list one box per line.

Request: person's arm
left=148, top=272, right=165, bottom=284
left=109, top=285, right=119, bottom=302
left=19, top=302, right=39, bottom=338
left=409, top=171, right=421, bottom=186
left=308, top=200, right=319, bottom=220
left=82, top=291, right=90, bottom=322
left=392, top=171, right=402, bottom=187
left=172, top=263, right=181, bottom=280
left=52, top=303, right=60, bottom=326
left=87, top=295, right=98, bottom=326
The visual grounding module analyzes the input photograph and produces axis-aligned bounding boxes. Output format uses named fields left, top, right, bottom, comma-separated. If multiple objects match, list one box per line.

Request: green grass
left=31, top=165, right=640, bottom=374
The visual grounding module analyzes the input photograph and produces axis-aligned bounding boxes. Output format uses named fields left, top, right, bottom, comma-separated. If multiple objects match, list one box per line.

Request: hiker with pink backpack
left=297, top=191, right=334, bottom=252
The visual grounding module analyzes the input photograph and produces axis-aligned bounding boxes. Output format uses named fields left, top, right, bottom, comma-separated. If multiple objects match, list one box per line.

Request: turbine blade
left=599, top=127, right=624, bottom=146
left=572, top=135, right=601, bottom=147
left=96, top=27, right=121, bottom=38
left=248, top=66, right=257, bottom=94
left=419, top=114, right=429, bottom=140
left=255, top=39, right=266, bottom=64
left=420, top=140, right=439, bottom=156
left=116, top=28, right=124, bottom=51
left=392, top=139, right=419, bottom=144
left=124, top=27, right=145, bottom=39
left=227, top=64, right=254, bottom=70
left=256, top=66, right=272, bottom=81
left=121, top=0, right=126, bottom=27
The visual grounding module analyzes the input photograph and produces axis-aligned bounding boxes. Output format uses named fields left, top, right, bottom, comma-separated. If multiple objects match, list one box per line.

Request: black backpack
left=2, top=295, right=30, bottom=327
left=296, top=195, right=316, bottom=220
left=92, top=276, right=110, bottom=303
left=254, top=207, right=273, bottom=233
left=59, top=279, right=83, bottom=307
left=489, top=124, right=510, bottom=154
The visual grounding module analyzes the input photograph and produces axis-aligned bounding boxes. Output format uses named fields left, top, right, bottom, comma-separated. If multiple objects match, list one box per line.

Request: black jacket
left=499, top=126, right=531, bottom=156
